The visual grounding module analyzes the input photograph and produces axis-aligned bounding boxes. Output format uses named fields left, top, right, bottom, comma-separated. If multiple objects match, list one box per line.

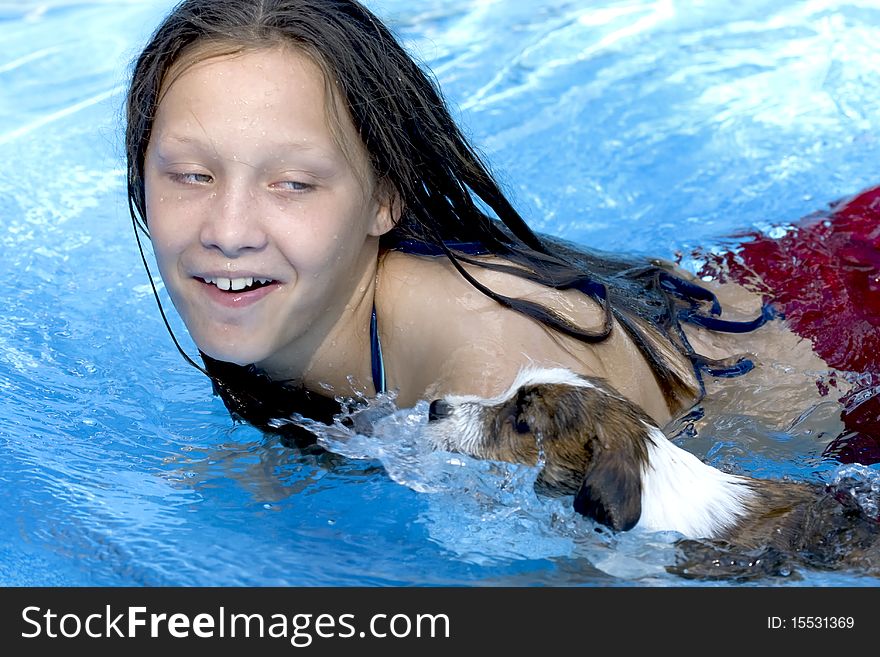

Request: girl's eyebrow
left=152, top=134, right=340, bottom=165
left=149, top=134, right=217, bottom=160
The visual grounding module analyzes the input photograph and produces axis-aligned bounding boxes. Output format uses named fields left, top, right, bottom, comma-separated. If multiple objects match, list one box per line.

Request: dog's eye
left=514, top=416, right=530, bottom=434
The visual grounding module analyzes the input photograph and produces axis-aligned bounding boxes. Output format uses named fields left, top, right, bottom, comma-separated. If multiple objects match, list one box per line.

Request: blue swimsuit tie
left=370, top=303, right=386, bottom=394
left=368, top=239, right=488, bottom=396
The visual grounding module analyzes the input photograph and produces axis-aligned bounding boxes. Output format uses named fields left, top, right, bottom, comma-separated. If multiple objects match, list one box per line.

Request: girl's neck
left=256, top=255, right=382, bottom=399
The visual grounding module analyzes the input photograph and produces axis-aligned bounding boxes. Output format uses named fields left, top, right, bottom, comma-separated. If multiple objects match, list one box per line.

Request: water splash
left=534, top=429, right=547, bottom=470
left=270, top=392, right=543, bottom=496
left=831, top=463, right=880, bottom=521
left=270, top=395, right=679, bottom=577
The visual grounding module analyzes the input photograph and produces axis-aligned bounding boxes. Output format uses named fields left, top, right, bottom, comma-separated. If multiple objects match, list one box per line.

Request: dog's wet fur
left=424, top=366, right=880, bottom=578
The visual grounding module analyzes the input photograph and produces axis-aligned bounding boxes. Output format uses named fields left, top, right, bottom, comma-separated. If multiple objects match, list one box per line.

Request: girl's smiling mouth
left=195, top=275, right=280, bottom=307
left=199, top=275, right=275, bottom=292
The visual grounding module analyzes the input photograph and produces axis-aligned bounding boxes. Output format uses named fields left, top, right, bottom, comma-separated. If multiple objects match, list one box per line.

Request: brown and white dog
left=424, top=366, right=880, bottom=576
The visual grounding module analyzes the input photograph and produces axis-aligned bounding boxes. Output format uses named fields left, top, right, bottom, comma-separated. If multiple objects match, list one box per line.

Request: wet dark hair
left=126, top=0, right=766, bottom=445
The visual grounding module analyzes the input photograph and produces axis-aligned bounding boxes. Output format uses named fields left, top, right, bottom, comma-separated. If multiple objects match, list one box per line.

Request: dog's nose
left=428, top=399, right=451, bottom=421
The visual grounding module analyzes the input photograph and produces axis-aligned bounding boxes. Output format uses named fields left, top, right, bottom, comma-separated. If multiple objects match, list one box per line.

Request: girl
left=126, top=0, right=842, bottom=449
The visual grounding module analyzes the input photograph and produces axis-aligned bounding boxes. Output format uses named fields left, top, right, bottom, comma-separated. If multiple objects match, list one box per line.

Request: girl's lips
left=196, top=277, right=280, bottom=307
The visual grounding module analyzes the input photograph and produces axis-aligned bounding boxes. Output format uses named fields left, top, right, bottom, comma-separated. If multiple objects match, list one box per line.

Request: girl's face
left=144, top=46, right=394, bottom=372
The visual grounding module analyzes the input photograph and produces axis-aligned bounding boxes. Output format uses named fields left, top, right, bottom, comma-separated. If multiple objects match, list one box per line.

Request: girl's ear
left=368, top=179, right=402, bottom=237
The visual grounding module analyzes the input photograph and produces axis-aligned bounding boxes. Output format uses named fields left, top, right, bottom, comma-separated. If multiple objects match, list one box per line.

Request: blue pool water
left=1, top=0, right=880, bottom=587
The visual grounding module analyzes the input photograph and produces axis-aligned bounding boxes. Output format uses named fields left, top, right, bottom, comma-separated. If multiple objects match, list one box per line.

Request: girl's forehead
left=154, top=49, right=325, bottom=141
left=161, top=44, right=322, bottom=101
left=151, top=43, right=376, bottom=186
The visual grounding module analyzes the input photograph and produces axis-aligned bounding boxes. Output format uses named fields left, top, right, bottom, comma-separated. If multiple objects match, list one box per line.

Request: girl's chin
left=194, top=340, right=269, bottom=368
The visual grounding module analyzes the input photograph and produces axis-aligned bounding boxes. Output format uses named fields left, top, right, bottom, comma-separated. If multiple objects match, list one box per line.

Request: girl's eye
left=169, top=172, right=213, bottom=185
left=272, top=180, right=313, bottom=193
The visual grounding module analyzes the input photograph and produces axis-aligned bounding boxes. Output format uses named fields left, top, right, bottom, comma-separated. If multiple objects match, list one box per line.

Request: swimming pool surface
left=2, top=0, right=879, bottom=586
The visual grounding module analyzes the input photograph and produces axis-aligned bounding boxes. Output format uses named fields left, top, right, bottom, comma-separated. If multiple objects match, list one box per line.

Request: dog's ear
left=572, top=431, right=643, bottom=531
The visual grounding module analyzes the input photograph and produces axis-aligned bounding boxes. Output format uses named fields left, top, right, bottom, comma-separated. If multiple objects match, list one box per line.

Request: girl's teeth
left=204, top=276, right=260, bottom=291
left=230, top=277, right=253, bottom=291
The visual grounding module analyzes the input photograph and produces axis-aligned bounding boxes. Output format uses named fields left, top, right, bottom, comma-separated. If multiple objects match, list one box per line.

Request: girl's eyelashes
left=164, top=172, right=314, bottom=193
left=168, top=172, right=213, bottom=186
left=271, top=180, right=314, bottom=193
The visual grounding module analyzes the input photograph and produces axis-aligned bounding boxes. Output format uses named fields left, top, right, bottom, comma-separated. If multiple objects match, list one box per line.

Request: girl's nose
left=199, top=187, right=268, bottom=256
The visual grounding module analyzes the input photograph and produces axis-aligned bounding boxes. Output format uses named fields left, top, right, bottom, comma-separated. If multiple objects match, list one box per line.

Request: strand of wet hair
left=129, top=194, right=212, bottom=379
left=434, top=238, right=615, bottom=343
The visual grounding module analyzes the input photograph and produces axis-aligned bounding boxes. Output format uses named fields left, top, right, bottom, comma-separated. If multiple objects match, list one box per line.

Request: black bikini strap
left=389, top=238, right=490, bottom=257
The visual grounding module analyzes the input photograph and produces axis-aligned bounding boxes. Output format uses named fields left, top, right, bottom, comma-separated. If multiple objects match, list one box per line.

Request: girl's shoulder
left=378, top=249, right=693, bottom=422
left=378, top=248, right=608, bottom=329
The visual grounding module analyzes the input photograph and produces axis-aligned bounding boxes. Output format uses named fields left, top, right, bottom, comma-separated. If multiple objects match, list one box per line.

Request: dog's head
left=424, top=367, right=658, bottom=531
